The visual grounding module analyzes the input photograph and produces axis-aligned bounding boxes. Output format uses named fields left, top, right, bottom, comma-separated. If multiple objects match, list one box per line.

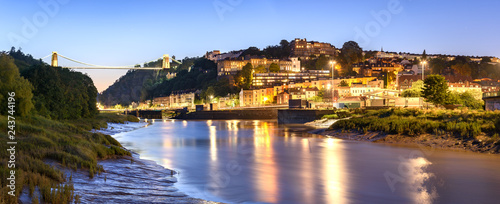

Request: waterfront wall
left=277, top=109, right=337, bottom=124
left=179, top=109, right=278, bottom=120
left=126, top=110, right=164, bottom=119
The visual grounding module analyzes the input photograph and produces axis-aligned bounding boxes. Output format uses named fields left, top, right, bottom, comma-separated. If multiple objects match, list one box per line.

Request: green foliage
left=7, top=47, right=44, bottom=72
left=401, top=80, right=423, bottom=97
left=337, top=41, right=363, bottom=76
left=235, top=63, right=253, bottom=89
left=22, top=64, right=98, bottom=119
left=0, top=54, right=34, bottom=116
left=322, top=110, right=351, bottom=119
left=269, top=63, right=280, bottom=73
left=0, top=113, right=136, bottom=203
left=254, top=65, right=267, bottom=73
left=423, top=74, right=449, bottom=105
left=428, top=58, right=447, bottom=74
left=339, top=80, right=349, bottom=87
left=452, top=63, right=472, bottom=76
left=329, top=108, right=500, bottom=138
left=262, top=39, right=292, bottom=59
left=447, top=91, right=484, bottom=109
left=199, top=78, right=237, bottom=102
left=314, top=54, right=331, bottom=70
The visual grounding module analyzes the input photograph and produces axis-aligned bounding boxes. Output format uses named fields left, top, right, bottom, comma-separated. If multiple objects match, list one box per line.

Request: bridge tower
left=51, top=51, right=58, bottom=67
left=162, top=54, right=170, bottom=69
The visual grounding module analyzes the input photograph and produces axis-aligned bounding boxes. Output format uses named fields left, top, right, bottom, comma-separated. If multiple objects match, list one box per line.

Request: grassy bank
left=0, top=113, right=139, bottom=204
left=326, top=108, right=500, bottom=153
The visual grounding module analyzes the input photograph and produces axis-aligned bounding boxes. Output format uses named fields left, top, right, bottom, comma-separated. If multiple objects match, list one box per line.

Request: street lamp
left=421, top=61, right=427, bottom=81
left=330, top=61, right=337, bottom=107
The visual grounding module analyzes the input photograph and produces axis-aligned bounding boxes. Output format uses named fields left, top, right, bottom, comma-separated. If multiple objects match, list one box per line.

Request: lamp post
left=330, top=61, right=336, bottom=107
left=421, top=61, right=427, bottom=81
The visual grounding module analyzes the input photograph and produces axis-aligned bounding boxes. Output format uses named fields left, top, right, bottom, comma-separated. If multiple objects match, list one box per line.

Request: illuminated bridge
left=41, top=51, right=182, bottom=70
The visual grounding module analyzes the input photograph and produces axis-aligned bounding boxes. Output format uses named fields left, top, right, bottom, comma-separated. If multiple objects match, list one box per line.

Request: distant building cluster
left=152, top=91, right=197, bottom=109
left=290, top=38, right=337, bottom=60
left=186, top=38, right=500, bottom=109
left=216, top=56, right=301, bottom=77
left=239, top=77, right=384, bottom=107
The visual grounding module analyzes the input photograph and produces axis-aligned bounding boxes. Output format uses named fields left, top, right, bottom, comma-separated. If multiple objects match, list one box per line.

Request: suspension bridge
left=41, top=51, right=182, bottom=70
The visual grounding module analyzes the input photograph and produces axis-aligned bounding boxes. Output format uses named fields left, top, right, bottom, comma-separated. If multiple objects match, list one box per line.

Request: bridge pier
left=51, top=51, right=58, bottom=67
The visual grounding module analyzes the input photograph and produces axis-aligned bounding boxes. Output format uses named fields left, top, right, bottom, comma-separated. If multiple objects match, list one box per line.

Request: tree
left=339, top=80, right=349, bottom=87
left=458, top=91, right=484, bottom=109
left=315, top=54, right=330, bottom=70
left=269, top=63, right=280, bottom=73
left=422, top=49, right=427, bottom=61
left=422, top=74, right=449, bottom=105
left=401, top=80, right=424, bottom=97
left=481, top=57, right=491, bottom=63
left=338, top=41, right=363, bottom=76
left=0, top=54, right=34, bottom=116
left=235, top=63, right=253, bottom=89
left=23, top=64, right=99, bottom=119
left=452, top=63, right=472, bottom=76
left=241, top=47, right=262, bottom=57
left=254, top=65, right=267, bottom=73
left=429, top=58, right=447, bottom=74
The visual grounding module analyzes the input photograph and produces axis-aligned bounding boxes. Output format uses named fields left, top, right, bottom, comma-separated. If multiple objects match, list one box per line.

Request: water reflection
left=209, top=125, right=217, bottom=161
left=112, top=120, right=500, bottom=204
left=323, top=138, right=349, bottom=204
left=406, top=157, right=437, bottom=204
left=253, top=121, right=279, bottom=203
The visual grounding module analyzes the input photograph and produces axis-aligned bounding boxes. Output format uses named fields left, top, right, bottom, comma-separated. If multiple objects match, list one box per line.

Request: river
left=111, top=119, right=500, bottom=204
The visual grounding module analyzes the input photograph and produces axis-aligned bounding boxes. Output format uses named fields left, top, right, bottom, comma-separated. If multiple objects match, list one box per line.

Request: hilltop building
left=290, top=38, right=337, bottom=60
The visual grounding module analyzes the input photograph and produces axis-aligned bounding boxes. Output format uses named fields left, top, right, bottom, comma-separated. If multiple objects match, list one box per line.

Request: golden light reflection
left=162, top=138, right=173, bottom=148
left=253, top=121, right=278, bottom=203
left=253, top=122, right=271, bottom=148
left=299, top=138, right=315, bottom=203
left=406, top=157, right=437, bottom=204
left=226, top=120, right=239, bottom=147
left=162, top=158, right=173, bottom=171
left=323, top=138, right=348, bottom=204
left=209, top=125, right=217, bottom=161
left=183, top=120, right=188, bottom=127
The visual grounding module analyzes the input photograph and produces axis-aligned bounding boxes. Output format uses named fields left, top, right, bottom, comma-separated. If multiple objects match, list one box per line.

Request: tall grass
left=0, top=113, right=137, bottom=203
left=328, top=108, right=500, bottom=139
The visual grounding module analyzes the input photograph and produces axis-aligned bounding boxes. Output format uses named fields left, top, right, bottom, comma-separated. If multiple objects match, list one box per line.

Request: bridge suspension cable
left=48, top=52, right=181, bottom=70
left=57, top=53, right=138, bottom=68
left=41, top=54, right=53, bottom=60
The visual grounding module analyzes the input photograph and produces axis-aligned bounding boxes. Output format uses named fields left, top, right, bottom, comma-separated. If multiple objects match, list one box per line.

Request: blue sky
left=2, top=0, right=500, bottom=91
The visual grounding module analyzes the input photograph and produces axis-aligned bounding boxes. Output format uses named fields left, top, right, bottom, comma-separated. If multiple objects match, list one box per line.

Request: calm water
left=112, top=120, right=500, bottom=204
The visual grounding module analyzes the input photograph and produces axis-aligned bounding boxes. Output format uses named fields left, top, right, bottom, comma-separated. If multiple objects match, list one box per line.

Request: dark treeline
left=240, top=39, right=292, bottom=59
left=1, top=47, right=99, bottom=120
left=22, top=65, right=98, bottom=119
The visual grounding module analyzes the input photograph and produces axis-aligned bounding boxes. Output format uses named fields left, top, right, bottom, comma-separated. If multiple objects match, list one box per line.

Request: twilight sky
left=1, top=0, right=499, bottom=92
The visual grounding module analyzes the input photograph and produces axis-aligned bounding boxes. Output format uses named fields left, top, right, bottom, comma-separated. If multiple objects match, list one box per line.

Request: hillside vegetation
left=0, top=48, right=139, bottom=203
left=329, top=108, right=500, bottom=140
